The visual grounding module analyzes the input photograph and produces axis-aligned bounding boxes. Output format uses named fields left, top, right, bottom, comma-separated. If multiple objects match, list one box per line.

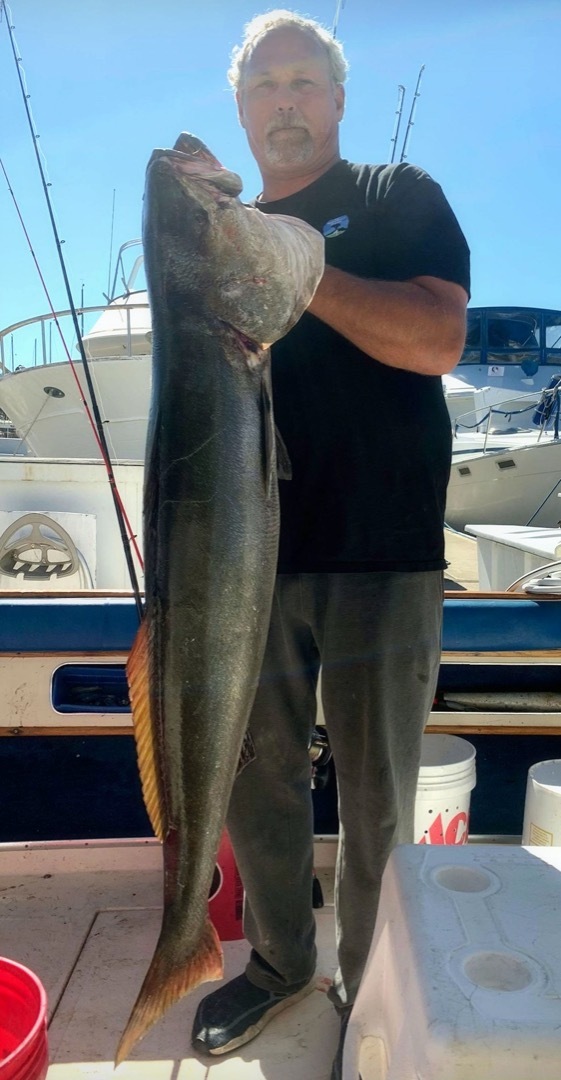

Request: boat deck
left=0, top=840, right=339, bottom=1080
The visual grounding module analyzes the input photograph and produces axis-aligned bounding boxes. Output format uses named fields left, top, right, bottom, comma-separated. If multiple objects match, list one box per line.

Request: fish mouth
left=146, top=148, right=214, bottom=173
left=146, top=146, right=242, bottom=197
left=146, top=132, right=225, bottom=177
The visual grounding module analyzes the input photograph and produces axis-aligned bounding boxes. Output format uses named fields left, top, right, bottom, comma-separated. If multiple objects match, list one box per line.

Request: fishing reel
left=309, top=726, right=332, bottom=791
left=309, top=726, right=332, bottom=910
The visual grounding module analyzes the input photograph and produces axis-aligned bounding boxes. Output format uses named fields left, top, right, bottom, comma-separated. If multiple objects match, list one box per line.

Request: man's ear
left=335, top=82, right=345, bottom=122
left=236, top=90, right=246, bottom=129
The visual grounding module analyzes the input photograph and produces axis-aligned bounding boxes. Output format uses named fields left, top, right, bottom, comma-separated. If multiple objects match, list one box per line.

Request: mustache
left=265, top=114, right=310, bottom=136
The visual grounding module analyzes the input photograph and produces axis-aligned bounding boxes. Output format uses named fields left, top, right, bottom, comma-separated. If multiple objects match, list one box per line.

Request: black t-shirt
left=254, top=159, right=471, bottom=573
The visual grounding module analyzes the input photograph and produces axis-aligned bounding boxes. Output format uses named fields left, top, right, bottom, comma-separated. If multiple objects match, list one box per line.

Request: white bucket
left=522, top=760, right=561, bottom=846
left=414, top=734, right=476, bottom=845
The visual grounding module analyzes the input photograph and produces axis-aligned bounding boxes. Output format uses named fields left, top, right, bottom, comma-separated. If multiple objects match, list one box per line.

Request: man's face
left=236, top=27, right=345, bottom=179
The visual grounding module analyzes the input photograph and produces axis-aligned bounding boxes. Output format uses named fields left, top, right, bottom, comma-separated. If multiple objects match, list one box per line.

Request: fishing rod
left=329, top=1, right=425, bottom=165
left=389, top=84, right=406, bottom=164
left=399, top=64, right=425, bottom=163
left=1, top=1, right=144, bottom=620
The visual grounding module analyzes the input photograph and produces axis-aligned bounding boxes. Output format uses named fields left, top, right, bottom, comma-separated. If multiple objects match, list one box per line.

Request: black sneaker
left=330, top=1011, right=349, bottom=1080
left=191, top=972, right=315, bottom=1056
left=331, top=1011, right=363, bottom=1080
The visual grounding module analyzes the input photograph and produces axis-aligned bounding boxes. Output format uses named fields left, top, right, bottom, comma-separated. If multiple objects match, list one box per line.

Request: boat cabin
left=457, top=306, right=561, bottom=390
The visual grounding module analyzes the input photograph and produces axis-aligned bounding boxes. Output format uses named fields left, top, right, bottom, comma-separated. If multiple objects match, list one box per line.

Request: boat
left=444, top=310, right=561, bottom=529
left=3, top=269, right=561, bottom=600
left=444, top=374, right=561, bottom=531
left=443, top=305, right=561, bottom=428
left=446, top=439, right=561, bottom=532
left=3, top=298, right=561, bottom=461
left=4, top=264, right=561, bottom=587
left=0, top=242, right=147, bottom=591
left=445, top=307, right=561, bottom=526
left=0, top=241, right=150, bottom=462
left=445, top=382, right=561, bottom=532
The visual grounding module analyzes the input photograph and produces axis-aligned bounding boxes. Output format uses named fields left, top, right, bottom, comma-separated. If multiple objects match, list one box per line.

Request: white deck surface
left=0, top=840, right=339, bottom=1079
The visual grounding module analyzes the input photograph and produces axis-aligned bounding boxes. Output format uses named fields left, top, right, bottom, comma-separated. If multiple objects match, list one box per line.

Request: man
left=192, top=10, right=470, bottom=1078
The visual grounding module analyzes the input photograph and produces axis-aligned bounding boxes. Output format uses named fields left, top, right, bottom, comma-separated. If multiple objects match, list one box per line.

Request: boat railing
left=453, top=384, right=561, bottom=451
left=0, top=297, right=151, bottom=373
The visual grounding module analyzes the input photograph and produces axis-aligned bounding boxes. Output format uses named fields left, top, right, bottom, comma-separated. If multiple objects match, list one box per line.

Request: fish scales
left=116, top=133, right=324, bottom=1064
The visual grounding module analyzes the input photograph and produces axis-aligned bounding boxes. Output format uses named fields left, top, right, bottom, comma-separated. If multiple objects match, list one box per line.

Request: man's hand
left=307, top=265, right=468, bottom=375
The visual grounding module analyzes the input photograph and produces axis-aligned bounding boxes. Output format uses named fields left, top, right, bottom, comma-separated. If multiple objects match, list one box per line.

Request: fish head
left=143, top=133, right=324, bottom=349
left=142, top=134, right=244, bottom=309
left=144, top=134, right=243, bottom=217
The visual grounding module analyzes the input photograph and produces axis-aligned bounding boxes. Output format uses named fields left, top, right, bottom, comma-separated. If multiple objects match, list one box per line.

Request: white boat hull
left=0, top=356, right=151, bottom=460
left=446, top=440, right=561, bottom=531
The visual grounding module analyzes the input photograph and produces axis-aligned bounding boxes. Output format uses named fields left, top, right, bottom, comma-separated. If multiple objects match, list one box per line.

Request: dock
left=444, top=527, right=479, bottom=590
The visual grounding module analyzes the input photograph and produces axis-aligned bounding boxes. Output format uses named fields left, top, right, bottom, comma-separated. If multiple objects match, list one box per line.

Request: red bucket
left=208, top=831, right=244, bottom=941
left=0, top=959, right=48, bottom=1080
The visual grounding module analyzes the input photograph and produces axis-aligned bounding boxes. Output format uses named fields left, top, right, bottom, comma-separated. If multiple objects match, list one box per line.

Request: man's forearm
left=307, top=265, right=468, bottom=375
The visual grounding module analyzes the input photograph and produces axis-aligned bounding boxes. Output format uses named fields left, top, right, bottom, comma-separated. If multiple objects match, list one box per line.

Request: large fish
left=116, top=133, right=324, bottom=1064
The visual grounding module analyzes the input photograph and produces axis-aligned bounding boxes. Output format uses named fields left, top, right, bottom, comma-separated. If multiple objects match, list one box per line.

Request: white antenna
left=332, top=0, right=346, bottom=38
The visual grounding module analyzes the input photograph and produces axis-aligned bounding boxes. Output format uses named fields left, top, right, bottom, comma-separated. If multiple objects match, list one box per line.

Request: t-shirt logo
left=322, top=215, right=349, bottom=238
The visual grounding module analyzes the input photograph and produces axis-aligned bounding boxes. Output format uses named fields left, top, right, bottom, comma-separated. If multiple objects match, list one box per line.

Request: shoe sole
left=203, top=979, right=316, bottom=1056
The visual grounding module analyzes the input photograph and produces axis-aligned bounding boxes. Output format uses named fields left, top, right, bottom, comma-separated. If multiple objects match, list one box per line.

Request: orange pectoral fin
left=127, top=618, right=168, bottom=842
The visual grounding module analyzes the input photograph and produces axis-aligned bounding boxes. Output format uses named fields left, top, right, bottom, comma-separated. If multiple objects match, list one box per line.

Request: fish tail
left=115, top=916, right=223, bottom=1066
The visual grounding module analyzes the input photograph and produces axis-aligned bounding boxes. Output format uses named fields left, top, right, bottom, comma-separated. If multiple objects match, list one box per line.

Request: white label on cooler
left=528, top=822, right=553, bottom=846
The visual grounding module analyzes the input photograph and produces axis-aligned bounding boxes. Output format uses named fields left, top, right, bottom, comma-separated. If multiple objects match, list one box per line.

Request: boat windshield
left=460, top=307, right=561, bottom=369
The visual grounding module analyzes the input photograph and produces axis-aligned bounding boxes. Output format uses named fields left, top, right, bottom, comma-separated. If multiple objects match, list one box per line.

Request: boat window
left=464, top=312, right=481, bottom=348
left=458, top=350, right=482, bottom=364
left=544, top=317, right=561, bottom=351
left=457, top=312, right=481, bottom=364
left=458, top=311, right=543, bottom=365
left=487, top=317, right=538, bottom=350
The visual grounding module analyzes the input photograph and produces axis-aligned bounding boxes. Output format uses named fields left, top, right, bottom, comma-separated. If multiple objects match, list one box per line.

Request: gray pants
left=227, top=570, right=443, bottom=1010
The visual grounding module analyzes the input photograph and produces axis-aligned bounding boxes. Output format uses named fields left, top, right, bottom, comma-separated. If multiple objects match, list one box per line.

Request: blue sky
left=1, top=0, right=560, bottom=359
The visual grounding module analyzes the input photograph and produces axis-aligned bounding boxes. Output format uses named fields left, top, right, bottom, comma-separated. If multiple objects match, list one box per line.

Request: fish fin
left=275, top=424, right=292, bottom=480
left=261, top=379, right=275, bottom=494
left=115, top=916, right=223, bottom=1066
left=127, top=618, right=168, bottom=842
left=237, top=728, right=257, bottom=776
left=260, top=380, right=291, bottom=490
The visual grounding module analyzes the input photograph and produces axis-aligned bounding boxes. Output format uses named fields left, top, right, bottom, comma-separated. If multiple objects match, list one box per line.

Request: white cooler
left=343, top=844, right=561, bottom=1079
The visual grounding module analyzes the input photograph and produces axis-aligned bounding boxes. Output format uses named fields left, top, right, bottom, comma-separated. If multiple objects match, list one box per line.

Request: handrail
left=453, top=386, right=561, bottom=450
left=0, top=299, right=149, bottom=341
left=0, top=297, right=151, bottom=373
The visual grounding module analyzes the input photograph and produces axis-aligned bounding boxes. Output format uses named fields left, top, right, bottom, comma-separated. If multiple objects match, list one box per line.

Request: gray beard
left=264, top=127, right=314, bottom=166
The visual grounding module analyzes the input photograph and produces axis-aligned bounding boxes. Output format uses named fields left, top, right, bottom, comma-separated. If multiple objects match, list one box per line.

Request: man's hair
left=228, top=9, right=349, bottom=91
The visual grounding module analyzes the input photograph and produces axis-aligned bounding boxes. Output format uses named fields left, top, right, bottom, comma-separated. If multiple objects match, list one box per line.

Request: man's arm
left=307, top=265, right=468, bottom=376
